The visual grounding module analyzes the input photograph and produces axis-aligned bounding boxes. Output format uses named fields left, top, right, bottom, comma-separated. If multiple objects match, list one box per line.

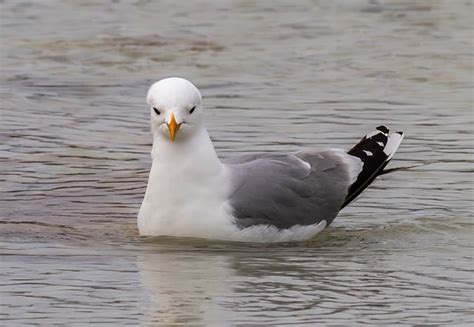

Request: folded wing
left=225, top=150, right=359, bottom=229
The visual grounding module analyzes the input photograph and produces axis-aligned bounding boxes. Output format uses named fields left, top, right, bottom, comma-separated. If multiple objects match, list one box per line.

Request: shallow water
left=1, top=0, right=473, bottom=325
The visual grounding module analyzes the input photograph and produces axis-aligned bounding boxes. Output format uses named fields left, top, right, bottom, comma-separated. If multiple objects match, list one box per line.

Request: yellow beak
left=167, top=113, right=181, bottom=142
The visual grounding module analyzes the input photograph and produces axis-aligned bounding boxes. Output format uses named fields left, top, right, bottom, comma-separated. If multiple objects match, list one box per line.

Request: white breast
left=137, top=161, right=238, bottom=239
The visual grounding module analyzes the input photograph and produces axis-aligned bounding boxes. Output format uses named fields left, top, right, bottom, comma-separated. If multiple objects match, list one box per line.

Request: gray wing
left=224, top=150, right=356, bottom=229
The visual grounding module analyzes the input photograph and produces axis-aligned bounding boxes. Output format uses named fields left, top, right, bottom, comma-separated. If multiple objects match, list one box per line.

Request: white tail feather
left=384, top=132, right=404, bottom=160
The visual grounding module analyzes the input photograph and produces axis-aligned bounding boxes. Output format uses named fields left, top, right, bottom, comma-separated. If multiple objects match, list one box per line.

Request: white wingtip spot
left=363, top=150, right=373, bottom=156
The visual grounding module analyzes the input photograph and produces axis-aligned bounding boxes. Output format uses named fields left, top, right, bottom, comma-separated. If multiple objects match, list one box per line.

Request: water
left=1, top=0, right=473, bottom=325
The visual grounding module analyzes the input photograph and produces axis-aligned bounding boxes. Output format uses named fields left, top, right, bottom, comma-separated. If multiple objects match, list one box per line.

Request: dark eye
left=153, top=107, right=161, bottom=115
left=189, top=105, right=196, bottom=114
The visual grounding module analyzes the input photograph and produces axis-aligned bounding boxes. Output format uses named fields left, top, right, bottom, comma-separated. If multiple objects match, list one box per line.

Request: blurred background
left=1, top=1, right=472, bottom=325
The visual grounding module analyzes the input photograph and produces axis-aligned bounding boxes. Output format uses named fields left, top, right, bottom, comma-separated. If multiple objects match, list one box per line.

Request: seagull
left=138, top=77, right=404, bottom=242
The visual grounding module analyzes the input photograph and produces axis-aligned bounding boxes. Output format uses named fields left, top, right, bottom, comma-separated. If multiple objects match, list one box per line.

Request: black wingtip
left=342, top=126, right=404, bottom=208
left=376, top=125, right=389, bottom=134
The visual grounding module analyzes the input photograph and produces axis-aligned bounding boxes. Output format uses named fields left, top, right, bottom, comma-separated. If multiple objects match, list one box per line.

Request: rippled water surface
left=1, top=0, right=473, bottom=325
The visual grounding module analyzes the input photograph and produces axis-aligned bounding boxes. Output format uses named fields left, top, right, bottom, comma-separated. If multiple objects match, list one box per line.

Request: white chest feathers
left=137, top=161, right=238, bottom=239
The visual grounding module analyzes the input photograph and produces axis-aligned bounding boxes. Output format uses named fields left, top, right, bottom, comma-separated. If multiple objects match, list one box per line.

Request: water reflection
left=135, top=223, right=473, bottom=325
left=138, top=246, right=233, bottom=325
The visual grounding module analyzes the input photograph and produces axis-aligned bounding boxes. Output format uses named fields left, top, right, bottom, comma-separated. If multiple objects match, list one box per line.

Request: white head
left=146, top=77, right=204, bottom=143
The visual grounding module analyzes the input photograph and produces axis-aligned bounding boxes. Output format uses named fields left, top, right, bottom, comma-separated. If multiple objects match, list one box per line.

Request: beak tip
left=168, top=113, right=180, bottom=142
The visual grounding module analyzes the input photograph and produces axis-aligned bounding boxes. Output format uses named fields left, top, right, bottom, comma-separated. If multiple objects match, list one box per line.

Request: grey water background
left=1, top=0, right=473, bottom=325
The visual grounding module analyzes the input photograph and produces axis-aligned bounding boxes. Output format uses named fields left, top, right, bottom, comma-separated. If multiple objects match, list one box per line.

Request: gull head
left=146, top=77, right=204, bottom=142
